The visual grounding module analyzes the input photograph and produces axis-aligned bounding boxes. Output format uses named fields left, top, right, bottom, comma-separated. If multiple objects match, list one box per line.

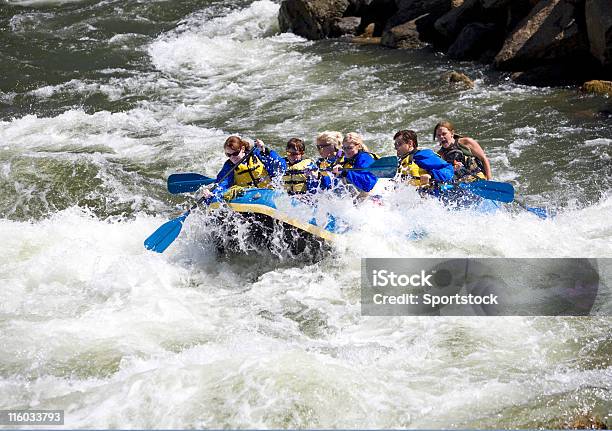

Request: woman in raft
left=197, top=135, right=286, bottom=202
left=434, top=121, right=492, bottom=180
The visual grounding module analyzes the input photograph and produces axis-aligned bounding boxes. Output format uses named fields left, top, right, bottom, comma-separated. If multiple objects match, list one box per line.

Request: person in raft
left=314, top=131, right=344, bottom=190
left=434, top=121, right=492, bottom=181
left=393, top=129, right=454, bottom=188
left=197, top=135, right=286, bottom=202
left=331, top=132, right=378, bottom=199
left=282, top=137, right=319, bottom=195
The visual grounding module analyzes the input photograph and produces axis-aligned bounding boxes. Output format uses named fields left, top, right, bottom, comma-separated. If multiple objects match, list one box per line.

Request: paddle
left=167, top=156, right=400, bottom=194
left=167, top=173, right=215, bottom=194
left=515, top=200, right=550, bottom=219
left=144, top=146, right=256, bottom=253
left=457, top=180, right=514, bottom=203
left=356, top=157, right=516, bottom=203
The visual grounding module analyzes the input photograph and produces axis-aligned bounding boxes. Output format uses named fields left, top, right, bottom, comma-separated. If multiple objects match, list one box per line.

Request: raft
left=207, top=188, right=345, bottom=257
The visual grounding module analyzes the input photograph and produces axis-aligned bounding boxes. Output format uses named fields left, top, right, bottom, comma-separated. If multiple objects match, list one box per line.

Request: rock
left=586, top=0, right=612, bottom=66
left=581, top=80, right=612, bottom=96
left=446, top=71, right=475, bottom=88
left=361, top=22, right=376, bottom=37
left=278, top=0, right=350, bottom=40
left=494, top=0, right=591, bottom=71
left=381, top=16, right=427, bottom=48
left=434, top=0, right=482, bottom=42
left=481, top=0, right=512, bottom=8
left=350, top=0, right=397, bottom=36
left=563, top=414, right=608, bottom=429
left=332, top=16, right=361, bottom=35
left=510, top=56, right=600, bottom=86
left=384, top=0, right=456, bottom=31
left=447, top=22, right=502, bottom=60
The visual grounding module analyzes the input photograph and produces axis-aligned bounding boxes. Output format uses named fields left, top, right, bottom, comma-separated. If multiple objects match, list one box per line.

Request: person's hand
left=254, top=139, right=265, bottom=151
left=331, top=165, right=342, bottom=176
left=304, top=168, right=317, bottom=178
left=453, top=160, right=464, bottom=171
left=195, top=186, right=213, bottom=201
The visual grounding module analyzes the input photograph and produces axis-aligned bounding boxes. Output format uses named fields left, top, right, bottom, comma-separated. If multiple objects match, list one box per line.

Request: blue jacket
left=209, top=147, right=286, bottom=201
left=413, top=149, right=454, bottom=183
left=343, top=151, right=378, bottom=193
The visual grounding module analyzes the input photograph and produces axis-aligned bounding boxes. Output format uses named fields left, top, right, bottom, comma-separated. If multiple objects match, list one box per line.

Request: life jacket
left=437, top=139, right=485, bottom=180
left=317, top=156, right=343, bottom=178
left=282, top=158, right=314, bottom=194
left=233, top=154, right=272, bottom=188
left=397, top=151, right=429, bottom=186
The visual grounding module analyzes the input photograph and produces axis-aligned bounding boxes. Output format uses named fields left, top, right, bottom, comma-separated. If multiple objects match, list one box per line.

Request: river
left=0, top=0, right=610, bottom=428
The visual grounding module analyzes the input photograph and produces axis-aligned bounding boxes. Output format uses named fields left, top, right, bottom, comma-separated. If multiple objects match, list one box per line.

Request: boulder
left=381, top=16, right=428, bottom=48
left=494, top=0, right=591, bottom=71
left=278, top=0, right=350, bottom=40
left=446, top=71, right=475, bottom=88
left=434, top=0, right=482, bottom=42
left=332, top=16, right=362, bottom=35
left=510, top=56, right=600, bottom=86
left=384, top=0, right=457, bottom=31
left=585, top=0, right=612, bottom=66
left=581, top=80, right=612, bottom=96
left=447, top=22, right=502, bottom=60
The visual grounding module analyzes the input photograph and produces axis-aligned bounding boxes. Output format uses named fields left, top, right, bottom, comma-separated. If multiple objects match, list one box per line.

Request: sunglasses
left=286, top=151, right=303, bottom=156
left=316, top=143, right=332, bottom=149
left=225, top=150, right=241, bottom=157
left=342, top=145, right=356, bottom=150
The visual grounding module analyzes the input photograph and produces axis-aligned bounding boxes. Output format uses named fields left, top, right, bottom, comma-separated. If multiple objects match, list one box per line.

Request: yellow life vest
left=397, top=152, right=429, bottom=186
left=233, top=154, right=272, bottom=188
left=283, top=158, right=314, bottom=194
left=317, top=156, right=343, bottom=178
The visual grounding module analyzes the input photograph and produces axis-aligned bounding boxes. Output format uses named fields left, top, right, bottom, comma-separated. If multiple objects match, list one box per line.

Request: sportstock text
left=370, top=269, right=499, bottom=307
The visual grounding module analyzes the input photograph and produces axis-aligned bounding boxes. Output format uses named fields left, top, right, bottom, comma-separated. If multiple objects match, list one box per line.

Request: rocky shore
left=278, top=0, right=612, bottom=91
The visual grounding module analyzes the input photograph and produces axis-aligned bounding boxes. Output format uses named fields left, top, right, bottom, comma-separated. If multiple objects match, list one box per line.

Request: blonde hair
left=343, top=132, right=370, bottom=152
left=316, top=131, right=343, bottom=150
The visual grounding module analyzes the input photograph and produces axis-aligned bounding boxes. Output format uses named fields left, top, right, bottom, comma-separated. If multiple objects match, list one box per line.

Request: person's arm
left=413, top=149, right=454, bottom=183
left=198, top=161, right=233, bottom=202
left=344, top=152, right=378, bottom=192
left=253, top=141, right=287, bottom=178
left=460, top=137, right=492, bottom=179
left=304, top=160, right=320, bottom=194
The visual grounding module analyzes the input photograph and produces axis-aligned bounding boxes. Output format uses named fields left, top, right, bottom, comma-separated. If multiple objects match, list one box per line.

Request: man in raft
left=393, top=129, right=454, bottom=188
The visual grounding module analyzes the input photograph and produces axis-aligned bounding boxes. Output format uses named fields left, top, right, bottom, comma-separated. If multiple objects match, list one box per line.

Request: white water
left=1, top=0, right=611, bottom=428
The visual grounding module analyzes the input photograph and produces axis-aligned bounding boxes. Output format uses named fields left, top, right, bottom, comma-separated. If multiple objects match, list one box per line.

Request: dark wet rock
left=381, top=17, right=427, bottom=48
left=446, top=71, right=475, bottom=88
left=332, top=16, right=361, bottom=35
left=434, top=0, right=482, bottom=43
left=278, top=0, right=350, bottom=40
left=447, top=22, right=502, bottom=60
left=581, top=79, right=612, bottom=96
left=384, top=0, right=457, bottom=32
left=510, top=56, right=600, bottom=86
left=348, top=0, right=398, bottom=36
left=586, top=0, right=612, bottom=67
left=494, top=0, right=591, bottom=71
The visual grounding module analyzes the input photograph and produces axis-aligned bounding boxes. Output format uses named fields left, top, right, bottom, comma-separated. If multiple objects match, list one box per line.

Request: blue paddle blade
left=144, top=212, right=189, bottom=253
left=361, top=156, right=398, bottom=178
left=367, top=165, right=399, bottom=178
left=525, top=206, right=549, bottom=219
left=459, top=180, right=515, bottom=203
left=167, top=173, right=215, bottom=194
